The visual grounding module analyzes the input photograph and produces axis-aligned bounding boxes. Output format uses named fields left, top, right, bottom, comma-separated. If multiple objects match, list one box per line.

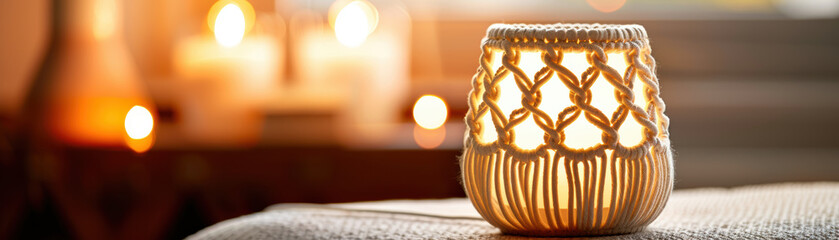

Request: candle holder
left=461, top=23, right=673, bottom=236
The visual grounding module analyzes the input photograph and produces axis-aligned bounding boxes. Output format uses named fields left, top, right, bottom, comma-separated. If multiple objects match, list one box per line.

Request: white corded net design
left=461, top=23, right=673, bottom=236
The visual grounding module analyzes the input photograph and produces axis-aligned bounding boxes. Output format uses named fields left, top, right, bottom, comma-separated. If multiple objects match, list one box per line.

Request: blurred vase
left=26, top=0, right=155, bottom=149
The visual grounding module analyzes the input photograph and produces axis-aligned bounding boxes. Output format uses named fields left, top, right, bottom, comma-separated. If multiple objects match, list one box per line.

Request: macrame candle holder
left=461, top=23, right=673, bottom=236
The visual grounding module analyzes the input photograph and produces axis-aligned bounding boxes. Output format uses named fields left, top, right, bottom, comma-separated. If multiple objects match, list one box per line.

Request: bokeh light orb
left=413, top=95, right=448, bottom=130
left=124, top=105, right=154, bottom=140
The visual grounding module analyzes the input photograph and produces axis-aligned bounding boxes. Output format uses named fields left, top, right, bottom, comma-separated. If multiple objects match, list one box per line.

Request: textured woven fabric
left=188, top=182, right=839, bottom=239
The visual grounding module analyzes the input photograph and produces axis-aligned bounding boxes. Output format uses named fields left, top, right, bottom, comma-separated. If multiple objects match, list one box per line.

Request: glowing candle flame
left=413, top=95, right=447, bottom=130
left=124, top=105, right=154, bottom=153
left=125, top=105, right=153, bottom=140
left=333, top=0, right=378, bottom=47
left=214, top=3, right=246, bottom=47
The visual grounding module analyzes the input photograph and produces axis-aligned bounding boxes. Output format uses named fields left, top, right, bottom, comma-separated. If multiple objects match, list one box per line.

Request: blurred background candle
left=412, top=95, right=447, bottom=149
left=124, top=105, right=155, bottom=153
left=173, top=0, right=283, bottom=146
left=295, top=0, right=411, bottom=147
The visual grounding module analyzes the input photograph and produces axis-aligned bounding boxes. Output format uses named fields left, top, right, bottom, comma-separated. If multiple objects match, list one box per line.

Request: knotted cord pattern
left=462, top=23, right=673, bottom=236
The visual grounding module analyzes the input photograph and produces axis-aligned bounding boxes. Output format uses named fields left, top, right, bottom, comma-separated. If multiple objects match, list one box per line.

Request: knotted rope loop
left=466, top=22, right=669, bottom=159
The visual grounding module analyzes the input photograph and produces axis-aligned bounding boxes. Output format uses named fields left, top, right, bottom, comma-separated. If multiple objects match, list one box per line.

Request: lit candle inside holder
left=174, top=0, right=283, bottom=145
left=294, top=0, right=410, bottom=147
left=461, top=23, right=673, bottom=236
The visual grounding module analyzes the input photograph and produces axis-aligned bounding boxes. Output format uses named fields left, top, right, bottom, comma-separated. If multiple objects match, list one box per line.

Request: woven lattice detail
left=461, top=23, right=673, bottom=236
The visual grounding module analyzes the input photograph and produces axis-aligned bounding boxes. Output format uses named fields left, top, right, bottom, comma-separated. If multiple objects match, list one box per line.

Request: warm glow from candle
left=125, top=105, right=154, bottom=140
left=213, top=3, right=246, bottom=47
left=475, top=51, right=641, bottom=211
left=479, top=51, right=644, bottom=150
left=413, top=95, right=448, bottom=130
left=333, top=0, right=378, bottom=47
left=126, top=133, right=154, bottom=153
left=93, top=0, right=117, bottom=40
left=414, top=125, right=446, bottom=149
left=586, top=0, right=627, bottom=13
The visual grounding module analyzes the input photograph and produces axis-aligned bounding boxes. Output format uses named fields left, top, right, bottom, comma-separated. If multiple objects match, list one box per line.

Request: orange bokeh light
left=586, top=0, right=627, bottom=13
left=124, top=105, right=155, bottom=153
left=331, top=0, right=379, bottom=47
left=413, top=125, right=446, bottom=149
left=48, top=96, right=143, bottom=147
left=126, top=132, right=154, bottom=153
left=412, top=95, right=448, bottom=130
left=207, top=0, right=255, bottom=45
